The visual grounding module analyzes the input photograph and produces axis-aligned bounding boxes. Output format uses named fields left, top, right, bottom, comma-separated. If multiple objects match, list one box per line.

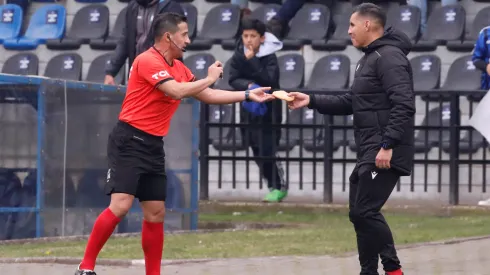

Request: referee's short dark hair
left=151, top=12, right=188, bottom=42
left=353, top=3, right=386, bottom=28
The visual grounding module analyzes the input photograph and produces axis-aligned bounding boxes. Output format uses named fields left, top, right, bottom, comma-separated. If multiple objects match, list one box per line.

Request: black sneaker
left=75, top=265, right=97, bottom=275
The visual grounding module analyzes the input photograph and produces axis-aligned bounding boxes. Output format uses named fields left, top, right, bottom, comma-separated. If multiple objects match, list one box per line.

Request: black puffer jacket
left=308, top=27, right=415, bottom=175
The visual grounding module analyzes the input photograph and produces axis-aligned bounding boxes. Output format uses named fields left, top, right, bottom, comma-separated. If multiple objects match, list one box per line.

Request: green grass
left=1, top=206, right=489, bottom=259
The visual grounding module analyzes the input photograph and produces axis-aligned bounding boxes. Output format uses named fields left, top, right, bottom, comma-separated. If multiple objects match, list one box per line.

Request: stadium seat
left=184, top=53, right=216, bottom=81
left=76, top=0, right=107, bottom=2
left=0, top=4, right=23, bottom=43
left=186, top=4, right=240, bottom=51
left=305, top=54, right=350, bottom=91
left=89, top=7, right=126, bottom=50
left=443, top=55, right=481, bottom=102
left=12, top=170, right=36, bottom=240
left=2, top=52, right=38, bottom=75
left=289, top=108, right=324, bottom=151
left=46, top=4, right=109, bottom=50
left=0, top=169, right=21, bottom=240
left=6, top=1, right=30, bottom=14
left=412, top=4, right=465, bottom=52
left=86, top=53, right=125, bottom=85
left=3, top=4, right=65, bottom=50
left=250, top=4, right=281, bottom=23
left=278, top=110, right=300, bottom=151
left=278, top=53, right=304, bottom=90
left=208, top=104, right=245, bottom=151
left=214, top=58, right=233, bottom=90
left=44, top=53, right=83, bottom=81
left=311, top=12, right=350, bottom=51
left=414, top=105, right=454, bottom=153
left=410, top=54, right=441, bottom=100
left=385, top=5, right=421, bottom=42
left=446, top=7, right=490, bottom=52
left=76, top=170, right=110, bottom=208
left=182, top=3, right=197, bottom=40
left=282, top=4, right=330, bottom=50
left=442, top=128, right=485, bottom=154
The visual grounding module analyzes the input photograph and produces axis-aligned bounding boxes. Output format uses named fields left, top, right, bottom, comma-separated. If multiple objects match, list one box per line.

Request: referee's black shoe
left=75, top=265, right=96, bottom=275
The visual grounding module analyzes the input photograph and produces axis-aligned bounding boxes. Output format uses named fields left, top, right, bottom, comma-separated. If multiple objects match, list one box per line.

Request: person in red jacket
left=75, top=12, right=274, bottom=275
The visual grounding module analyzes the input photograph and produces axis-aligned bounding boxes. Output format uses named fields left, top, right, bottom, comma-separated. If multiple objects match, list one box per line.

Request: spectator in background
left=472, top=26, right=490, bottom=92
left=104, top=0, right=185, bottom=85
left=228, top=18, right=287, bottom=203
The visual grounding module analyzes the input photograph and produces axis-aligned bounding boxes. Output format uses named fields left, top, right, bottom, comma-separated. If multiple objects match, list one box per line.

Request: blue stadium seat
left=2, top=52, right=39, bottom=75
left=76, top=170, right=109, bottom=208
left=44, top=53, right=82, bottom=81
left=6, top=1, right=30, bottom=14
left=46, top=4, right=109, bottom=50
left=3, top=4, right=66, bottom=50
left=0, top=4, right=23, bottom=43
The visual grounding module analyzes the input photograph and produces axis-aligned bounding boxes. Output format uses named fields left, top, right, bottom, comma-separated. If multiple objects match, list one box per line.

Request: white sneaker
left=478, top=199, right=490, bottom=206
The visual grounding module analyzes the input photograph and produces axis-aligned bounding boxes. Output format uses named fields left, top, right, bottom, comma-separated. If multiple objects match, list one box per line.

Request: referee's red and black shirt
left=119, top=47, right=195, bottom=137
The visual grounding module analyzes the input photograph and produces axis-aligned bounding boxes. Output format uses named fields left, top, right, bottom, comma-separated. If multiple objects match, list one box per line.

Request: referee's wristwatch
left=244, top=89, right=251, bottom=102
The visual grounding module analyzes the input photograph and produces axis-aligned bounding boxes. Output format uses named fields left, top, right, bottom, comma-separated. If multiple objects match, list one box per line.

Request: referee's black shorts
left=105, top=121, right=167, bottom=202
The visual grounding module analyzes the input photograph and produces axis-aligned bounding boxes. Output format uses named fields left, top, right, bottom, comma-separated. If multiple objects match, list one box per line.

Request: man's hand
left=248, top=86, right=275, bottom=102
left=207, top=61, right=224, bottom=82
left=286, top=92, right=310, bottom=110
left=245, top=45, right=256, bottom=60
left=375, top=148, right=392, bottom=169
left=104, top=75, right=115, bottom=85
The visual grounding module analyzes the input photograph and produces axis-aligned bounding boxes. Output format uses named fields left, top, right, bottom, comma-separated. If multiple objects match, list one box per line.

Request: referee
left=287, top=4, right=414, bottom=275
left=75, top=12, right=274, bottom=275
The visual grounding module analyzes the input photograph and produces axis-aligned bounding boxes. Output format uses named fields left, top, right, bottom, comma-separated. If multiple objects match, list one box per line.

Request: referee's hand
left=249, top=86, right=275, bottom=102
left=207, top=61, right=224, bottom=82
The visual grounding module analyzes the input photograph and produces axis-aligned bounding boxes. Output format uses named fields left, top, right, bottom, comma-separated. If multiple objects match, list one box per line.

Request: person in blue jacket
left=472, top=26, right=490, bottom=90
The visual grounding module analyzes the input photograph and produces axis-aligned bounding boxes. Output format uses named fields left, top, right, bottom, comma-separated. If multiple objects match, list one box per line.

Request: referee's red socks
left=386, top=269, right=403, bottom=275
left=142, top=220, right=164, bottom=275
left=80, top=208, right=121, bottom=270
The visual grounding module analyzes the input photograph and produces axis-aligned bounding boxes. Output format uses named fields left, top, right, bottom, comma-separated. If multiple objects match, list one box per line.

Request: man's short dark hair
left=152, top=12, right=187, bottom=41
left=353, top=3, right=386, bottom=28
left=241, top=18, right=266, bottom=36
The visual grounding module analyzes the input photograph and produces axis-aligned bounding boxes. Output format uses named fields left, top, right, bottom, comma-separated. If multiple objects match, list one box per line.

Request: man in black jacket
left=104, top=0, right=184, bottom=85
left=229, top=18, right=287, bottom=202
left=286, top=3, right=414, bottom=275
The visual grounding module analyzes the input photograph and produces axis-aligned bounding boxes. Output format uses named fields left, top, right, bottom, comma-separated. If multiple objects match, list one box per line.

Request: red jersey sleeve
left=137, top=54, right=173, bottom=87
left=182, top=63, right=196, bottom=82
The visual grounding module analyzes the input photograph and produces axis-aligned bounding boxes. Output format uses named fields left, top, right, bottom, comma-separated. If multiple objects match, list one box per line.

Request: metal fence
left=0, top=74, right=199, bottom=240
left=199, top=89, right=490, bottom=205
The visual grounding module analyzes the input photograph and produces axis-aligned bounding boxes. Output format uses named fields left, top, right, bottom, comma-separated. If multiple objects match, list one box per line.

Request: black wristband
left=245, top=90, right=251, bottom=102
